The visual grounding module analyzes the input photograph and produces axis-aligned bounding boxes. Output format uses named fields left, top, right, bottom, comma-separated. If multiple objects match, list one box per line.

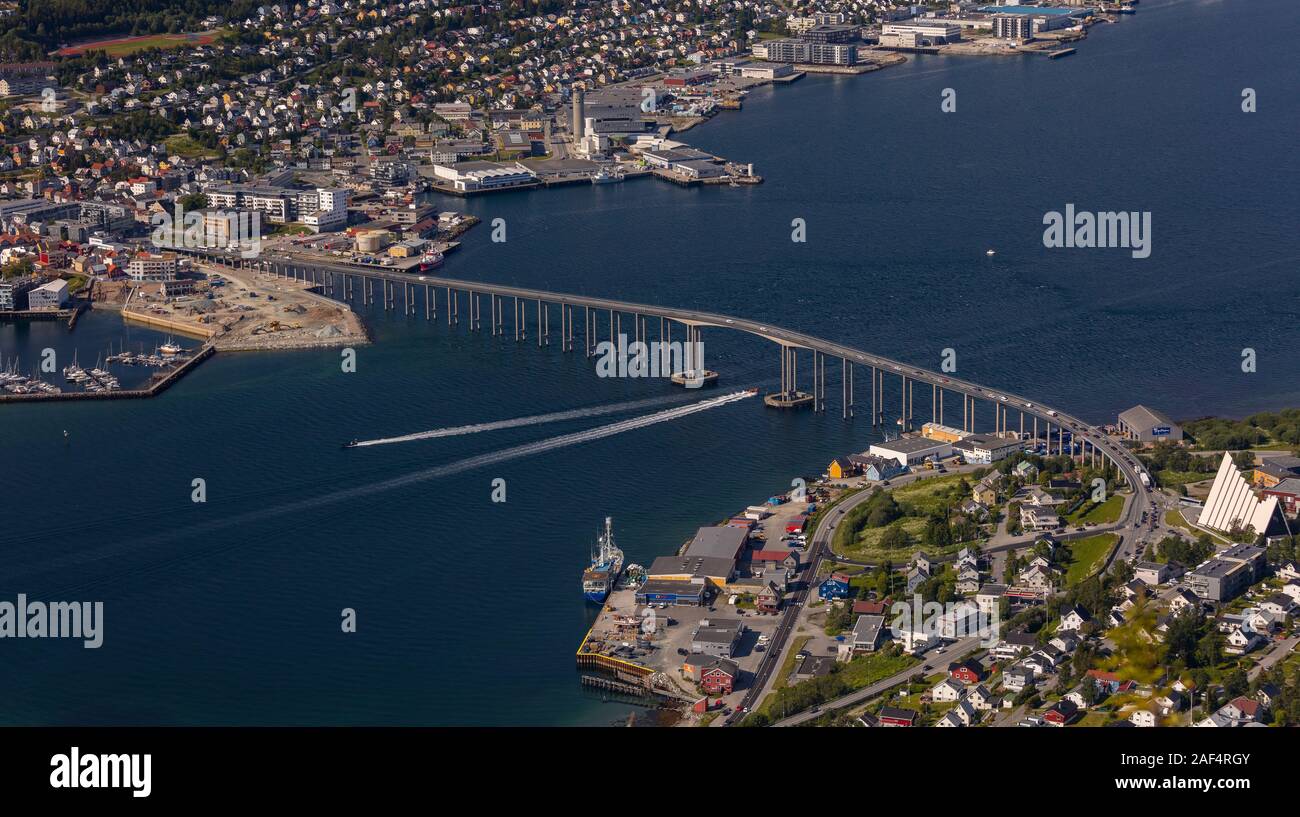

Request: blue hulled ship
left=581, top=517, right=624, bottom=605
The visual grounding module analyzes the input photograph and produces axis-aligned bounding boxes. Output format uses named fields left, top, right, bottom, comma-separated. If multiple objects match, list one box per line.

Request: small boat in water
left=985, top=249, right=996, bottom=257
left=160, top=338, right=183, bottom=356
left=341, top=439, right=360, bottom=449
left=591, top=167, right=624, bottom=184
left=582, top=517, right=625, bottom=604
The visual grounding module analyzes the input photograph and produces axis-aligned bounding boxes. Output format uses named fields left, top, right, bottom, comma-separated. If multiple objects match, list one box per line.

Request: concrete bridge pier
left=765, top=345, right=813, bottom=409
left=900, top=376, right=907, bottom=431
left=870, top=367, right=877, bottom=426
left=847, top=360, right=855, bottom=418
left=842, top=359, right=850, bottom=419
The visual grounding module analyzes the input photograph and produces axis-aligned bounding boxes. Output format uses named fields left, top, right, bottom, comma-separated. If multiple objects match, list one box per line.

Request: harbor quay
left=576, top=486, right=828, bottom=721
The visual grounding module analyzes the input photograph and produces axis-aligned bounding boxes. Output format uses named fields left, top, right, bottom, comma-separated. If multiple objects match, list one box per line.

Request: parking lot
left=583, top=585, right=784, bottom=709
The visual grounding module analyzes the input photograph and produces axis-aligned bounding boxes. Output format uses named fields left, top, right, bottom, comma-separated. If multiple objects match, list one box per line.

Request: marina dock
left=0, top=341, right=215, bottom=404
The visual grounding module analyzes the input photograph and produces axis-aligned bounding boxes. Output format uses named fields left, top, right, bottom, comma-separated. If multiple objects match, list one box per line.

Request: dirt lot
left=122, top=264, right=368, bottom=351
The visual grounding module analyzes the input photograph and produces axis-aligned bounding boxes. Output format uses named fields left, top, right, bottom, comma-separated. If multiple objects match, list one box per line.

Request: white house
left=1059, top=606, right=1090, bottom=632
left=930, top=677, right=966, bottom=703
left=1129, top=707, right=1157, bottom=727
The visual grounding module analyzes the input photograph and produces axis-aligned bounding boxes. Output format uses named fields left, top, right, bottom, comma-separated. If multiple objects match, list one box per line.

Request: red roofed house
left=853, top=599, right=890, bottom=616
left=1086, top=669, right=1136, bottom=696
left=751, top=550, right=799, bottom=573
left=1223, top=696, right=1263, bottom=723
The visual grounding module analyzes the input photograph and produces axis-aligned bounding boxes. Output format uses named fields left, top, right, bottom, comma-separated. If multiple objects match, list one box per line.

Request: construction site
left=120, top=263, right=369, bottom=352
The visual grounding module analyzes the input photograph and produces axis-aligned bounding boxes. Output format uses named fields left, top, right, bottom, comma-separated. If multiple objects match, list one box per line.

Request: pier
left=0, top=340, right=215, bottom=404
left=174, top=247, right=1145, bottom=493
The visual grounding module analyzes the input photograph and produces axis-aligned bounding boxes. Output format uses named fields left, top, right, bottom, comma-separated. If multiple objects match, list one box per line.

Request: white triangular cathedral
left=1197, top=453, right=1279, bottom=536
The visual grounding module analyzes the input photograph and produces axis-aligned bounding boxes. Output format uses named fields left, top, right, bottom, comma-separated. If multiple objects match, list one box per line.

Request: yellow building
left=647, top=555, right=734, bottom=589
left=828, top=457, right=855, bottom=480
left=922, top=422, right=969, bottom=444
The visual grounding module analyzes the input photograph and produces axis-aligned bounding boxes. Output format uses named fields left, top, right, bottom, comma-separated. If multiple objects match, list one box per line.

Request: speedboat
left=341, top=439, right=360, bottom=449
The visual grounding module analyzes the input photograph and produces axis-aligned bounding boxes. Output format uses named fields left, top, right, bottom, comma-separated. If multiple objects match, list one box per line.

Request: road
left=773, top=636, right=983, bottom=726
left=726, top=481, right=887, bottom=724
left=186, top=247, right=1154, bottom=721
left=188, top=246, right=1154, bottom=520
left=1249, top=635, right=1299, bottom=681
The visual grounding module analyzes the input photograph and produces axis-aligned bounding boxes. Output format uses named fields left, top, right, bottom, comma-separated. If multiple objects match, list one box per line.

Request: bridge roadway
left=188, top=248, right=1151, bottom=514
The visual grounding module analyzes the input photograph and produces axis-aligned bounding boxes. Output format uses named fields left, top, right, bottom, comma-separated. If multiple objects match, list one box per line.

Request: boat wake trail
left=342, top=390, right=754, bottom=487
left=351, top=394, right=694, bottom=447
left=22, top=391, right=757, bottom=593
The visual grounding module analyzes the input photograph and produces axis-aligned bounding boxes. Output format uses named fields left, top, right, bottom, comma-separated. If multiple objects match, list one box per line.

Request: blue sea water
left=0, top=0, right=1296, bottom=725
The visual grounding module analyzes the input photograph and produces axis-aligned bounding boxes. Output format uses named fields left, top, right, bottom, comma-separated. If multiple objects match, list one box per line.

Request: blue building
left=849, top=453, right=907, bottom=482
left=819, top=572, right=852, bottom=600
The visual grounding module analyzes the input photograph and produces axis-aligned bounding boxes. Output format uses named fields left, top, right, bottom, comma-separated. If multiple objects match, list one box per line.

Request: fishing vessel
left=591, top=167, right=624, bottom=184
left=582, top=517, right=625, bottom=604
left=417, top=251, right=444, bottom=271
left=159, top=338, right=183, bottom=356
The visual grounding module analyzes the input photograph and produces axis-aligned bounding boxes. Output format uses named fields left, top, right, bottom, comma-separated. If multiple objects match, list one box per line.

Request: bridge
left=182, top=247, right=1151, bottom=508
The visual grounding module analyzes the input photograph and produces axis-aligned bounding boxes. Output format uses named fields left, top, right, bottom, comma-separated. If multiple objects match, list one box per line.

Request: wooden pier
left=0, top=341, right=215, bottom=404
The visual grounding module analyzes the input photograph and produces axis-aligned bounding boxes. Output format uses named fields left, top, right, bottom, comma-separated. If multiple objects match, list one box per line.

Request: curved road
left=195, top=247, right=1150, bottom=507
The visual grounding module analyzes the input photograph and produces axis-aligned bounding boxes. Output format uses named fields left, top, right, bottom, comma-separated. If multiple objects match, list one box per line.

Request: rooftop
left=871, top=436, right=952, bottom=454
left=685, top=525, right=748, bottom=562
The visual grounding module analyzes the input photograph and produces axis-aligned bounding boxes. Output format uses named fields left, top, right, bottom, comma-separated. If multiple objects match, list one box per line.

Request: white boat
left=985, top=249, right=996, bottom=256
left=591, top=167, right=624, bottom=184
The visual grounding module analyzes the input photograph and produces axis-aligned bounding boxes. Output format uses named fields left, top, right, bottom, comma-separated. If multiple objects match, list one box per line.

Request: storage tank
left=355, top=230, right=391, bottom=253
